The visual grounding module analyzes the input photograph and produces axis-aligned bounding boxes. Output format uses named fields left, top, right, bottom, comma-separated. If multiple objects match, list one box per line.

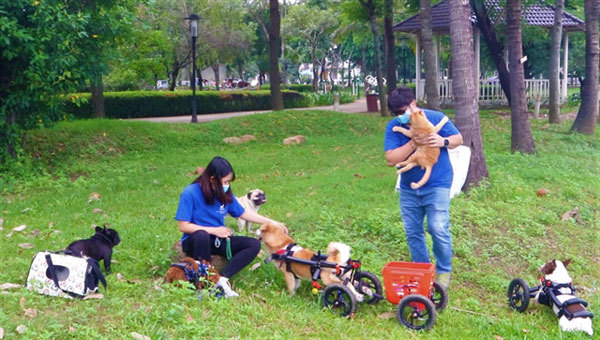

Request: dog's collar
left=275, top=243, right=302, bottom=256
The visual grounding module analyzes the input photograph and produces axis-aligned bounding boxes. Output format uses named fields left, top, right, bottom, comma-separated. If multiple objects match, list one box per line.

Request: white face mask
left=222, top=185, right=230, bottom=192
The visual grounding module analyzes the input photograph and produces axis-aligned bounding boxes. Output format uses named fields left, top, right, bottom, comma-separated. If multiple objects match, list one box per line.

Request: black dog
left=66, top=226, right=121, bottom=274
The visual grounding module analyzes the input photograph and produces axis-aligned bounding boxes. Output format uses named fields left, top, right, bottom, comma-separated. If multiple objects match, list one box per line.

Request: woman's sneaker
left=216, top=277, right=239, bottom=298
left=435, top=272, right=451, bottom=290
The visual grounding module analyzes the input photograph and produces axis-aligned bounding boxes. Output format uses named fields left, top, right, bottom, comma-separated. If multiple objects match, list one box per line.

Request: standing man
left=383, top=87, right=463, bottom=289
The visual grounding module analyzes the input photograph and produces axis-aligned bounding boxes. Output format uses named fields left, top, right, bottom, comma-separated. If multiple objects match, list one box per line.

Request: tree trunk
left=311, top=49, right=319, bottom=92
left=571, top=0, right=599, bottom=134
left=4, top=111, right=17, bottom=159
left=420, top=0, right=440, bottom=110
left=212, top=65, right=221, bottom=91
left=169, top=58, right=180, bottom=92
left=269, top=0, right=284, bottom=110
left=507, top=0, right=536, bottom=153
left=448, top=0, right=489, bottom=190
left=361, top=0, right=389, bottom=116
left=384, top=0, right=397, bottom=98
left=471, top=0, right=511, bottom=104
left=548, top=0, right=564, bottom=123
left=90, top=79, right=105, bottom=118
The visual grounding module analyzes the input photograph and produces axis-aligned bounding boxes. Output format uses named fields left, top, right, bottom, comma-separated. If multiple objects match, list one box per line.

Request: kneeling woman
left=175, top=156, right=283, bottom=298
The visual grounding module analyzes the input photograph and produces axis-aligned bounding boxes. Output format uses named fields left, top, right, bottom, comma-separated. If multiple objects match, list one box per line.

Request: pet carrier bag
left=26, top=251, right=107, bottom=299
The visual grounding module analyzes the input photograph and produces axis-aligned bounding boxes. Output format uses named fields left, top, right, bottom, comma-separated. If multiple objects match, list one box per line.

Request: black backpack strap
left=87, top=258, right=107, bottom=289
left=45, top=254, right=84, bottom=298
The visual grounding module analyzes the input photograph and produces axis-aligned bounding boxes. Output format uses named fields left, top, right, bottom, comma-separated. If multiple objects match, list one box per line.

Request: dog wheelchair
left=269, top=249, right=384, bottom=317
left=381, top=261, right=448, bottom=331
left=508, top=277, right=594, bottom=320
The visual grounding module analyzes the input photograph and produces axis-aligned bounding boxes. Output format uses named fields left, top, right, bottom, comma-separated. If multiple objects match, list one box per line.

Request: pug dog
left=66, top=226, right=121, bottom=274
left=237, top=189, right=266, bottom=233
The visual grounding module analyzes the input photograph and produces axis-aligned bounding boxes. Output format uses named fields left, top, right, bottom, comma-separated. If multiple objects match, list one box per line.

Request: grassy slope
left=0, top=110, right=598, bottom=339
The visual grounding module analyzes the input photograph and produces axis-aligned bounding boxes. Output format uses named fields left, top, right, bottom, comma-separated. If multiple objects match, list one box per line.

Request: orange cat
left=392, top=110, right=448, bottom=189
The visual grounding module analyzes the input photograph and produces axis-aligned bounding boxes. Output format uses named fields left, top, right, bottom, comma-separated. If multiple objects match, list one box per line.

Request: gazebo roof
left=394, top=0, right=585, bottom=34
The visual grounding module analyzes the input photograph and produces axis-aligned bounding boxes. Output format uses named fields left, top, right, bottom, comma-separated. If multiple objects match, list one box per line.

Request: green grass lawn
left=1, top=109, right=598, bottom=339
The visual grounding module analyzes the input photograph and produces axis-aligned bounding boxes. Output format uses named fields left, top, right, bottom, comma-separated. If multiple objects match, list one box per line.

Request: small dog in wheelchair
left=535, top=259, right=594, bottom=336
left=164, top=257, right=220, bottom=291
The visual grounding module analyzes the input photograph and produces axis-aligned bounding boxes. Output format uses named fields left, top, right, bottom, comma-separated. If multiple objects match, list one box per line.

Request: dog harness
left=170, top=261, right=210, bottom=286
left=538, top=278, right=594, bottom=320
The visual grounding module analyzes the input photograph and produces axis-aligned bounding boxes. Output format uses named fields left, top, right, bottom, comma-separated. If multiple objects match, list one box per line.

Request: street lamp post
left=187, top=14, right=199, bottom=123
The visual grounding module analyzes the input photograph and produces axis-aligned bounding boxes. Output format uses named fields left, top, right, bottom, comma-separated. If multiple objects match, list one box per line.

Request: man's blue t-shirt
left=174, top=183, right=245, bottom=242
left=383, top=109, right=460, bottom=190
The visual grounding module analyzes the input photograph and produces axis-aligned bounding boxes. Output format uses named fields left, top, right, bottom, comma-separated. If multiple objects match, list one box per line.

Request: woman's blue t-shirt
left=383, top=109, right=460, bottom=190
left=174, top=183, right=245, bottom=242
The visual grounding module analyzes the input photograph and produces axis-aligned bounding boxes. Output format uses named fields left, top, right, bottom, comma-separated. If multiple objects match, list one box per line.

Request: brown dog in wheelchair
left=164, top=257, right=220, bottom=290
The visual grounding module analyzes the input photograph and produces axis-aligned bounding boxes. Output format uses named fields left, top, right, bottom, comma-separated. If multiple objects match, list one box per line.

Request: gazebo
left=393, top=0, right=585, bottom=103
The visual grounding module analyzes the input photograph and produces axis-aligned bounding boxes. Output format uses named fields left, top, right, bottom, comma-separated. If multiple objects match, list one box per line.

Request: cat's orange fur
left=392, top=109, right=448, bottom=189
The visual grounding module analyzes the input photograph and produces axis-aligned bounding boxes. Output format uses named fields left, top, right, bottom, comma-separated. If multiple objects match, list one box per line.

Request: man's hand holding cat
left=413, top=133, right=444, bottom=147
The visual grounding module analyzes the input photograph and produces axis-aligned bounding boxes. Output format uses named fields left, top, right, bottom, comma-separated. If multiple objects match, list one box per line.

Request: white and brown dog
left=237, top=189, right=266, bottom=233
left=256, top=223, right=363, bottom=301
left=536, top=259, right=594, bottom=336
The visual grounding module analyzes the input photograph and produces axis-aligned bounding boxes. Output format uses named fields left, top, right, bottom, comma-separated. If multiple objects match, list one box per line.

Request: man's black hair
left=387, top=87, right=415, bottom=115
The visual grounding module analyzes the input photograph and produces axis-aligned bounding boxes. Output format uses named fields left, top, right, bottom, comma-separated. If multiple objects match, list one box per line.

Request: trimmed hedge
left=260, top=84, right=314, bottom=92
left=63, top=90, right=308, bottom=119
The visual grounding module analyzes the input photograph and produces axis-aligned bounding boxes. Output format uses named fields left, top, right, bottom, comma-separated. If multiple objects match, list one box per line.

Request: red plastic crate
left=382, top=261, right=435, bottom=304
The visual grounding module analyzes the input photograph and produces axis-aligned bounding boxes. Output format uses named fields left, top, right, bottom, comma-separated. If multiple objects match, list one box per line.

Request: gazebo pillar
left=562, top=31, right=569, bottom=102
left=415, top=36, right=421, bottom=100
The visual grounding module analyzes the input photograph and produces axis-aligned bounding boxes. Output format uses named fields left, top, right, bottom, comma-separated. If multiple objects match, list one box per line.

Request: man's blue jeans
left=400, top=186, right=452, bottom=274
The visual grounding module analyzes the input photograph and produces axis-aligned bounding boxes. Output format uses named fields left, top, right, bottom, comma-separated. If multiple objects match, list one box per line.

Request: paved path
left=134, top=97, right=373, bottom=123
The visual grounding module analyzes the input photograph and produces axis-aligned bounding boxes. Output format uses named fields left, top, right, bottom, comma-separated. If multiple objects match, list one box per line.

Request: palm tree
left=506, top=0, right=535, bottom=153
left=448, top=0, right=488, bottom=189
left=420, top=0, right=440, bottom=110
left=548, top=0, right=564, bottom=124
left=571, top=0, right=599, bottom=134
left=269, top=0, right=283, bottom=110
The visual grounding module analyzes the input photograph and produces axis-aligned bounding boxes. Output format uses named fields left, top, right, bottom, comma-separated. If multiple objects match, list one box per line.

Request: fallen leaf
left=131, top=332, right=150, bottom=340
left=13, top=225, right=26, bottom=232
left=186, top=313, right=194, bottom=322
left=18, top=243, right=35, bottom=249
left=21, top=208, right=31, bottom=213
left=540, top=123, right=551, bottom=130
left=5, top=232, right=13, bottom=238
left=250, top=262, right=261, bottom=271
left=312, top=150, right=319, bottom=155
left=92, top=209, right=104, bottom=214
left=333, top=146, right=341, bottom=151
left=536, top=188, right=549, bottom=196
left=153, top=179, right=159, bottom=184
left=308, top=191, right=315, bottom=196
left=19, top=297, right=25, bottom=308
left=69, top=326, right=75, bottom=332
left=87, top=192, right=101, bottom=203
left=116, top=273, right=125, bottom=282
left=494, top=336, right=503, bottom=340
left=16, top=325, right=26, bottom=334
left=82, top=293, right=104, bottom=300
left=29, top=229, right=40, bottom=238
left=23, top=308, right=37, bottom=318
left=354, top=173, right=364, bottom=178
left=561, top=207, right=582, bottom=224
left=0, top=283, right=22, bottom=290
left=48, top=222, right=54, bottom=228
left=378, top=311, right=396, bottom=319
left=286, top=213, right=292, bottom=217
left=522, top=329, right=530, bottom=333
left=0, top=217, right=4, bottom=228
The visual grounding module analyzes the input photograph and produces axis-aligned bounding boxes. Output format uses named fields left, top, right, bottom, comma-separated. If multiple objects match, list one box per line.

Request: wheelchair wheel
left=322, top=283, right=357, bottom=317
left=352, top=271, right=383, bottom=304
left=507, top=278, right=530, bottom=313
left=430, top=281, right=448, bottom=312
left=397, top=294, right=437, bottom=331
